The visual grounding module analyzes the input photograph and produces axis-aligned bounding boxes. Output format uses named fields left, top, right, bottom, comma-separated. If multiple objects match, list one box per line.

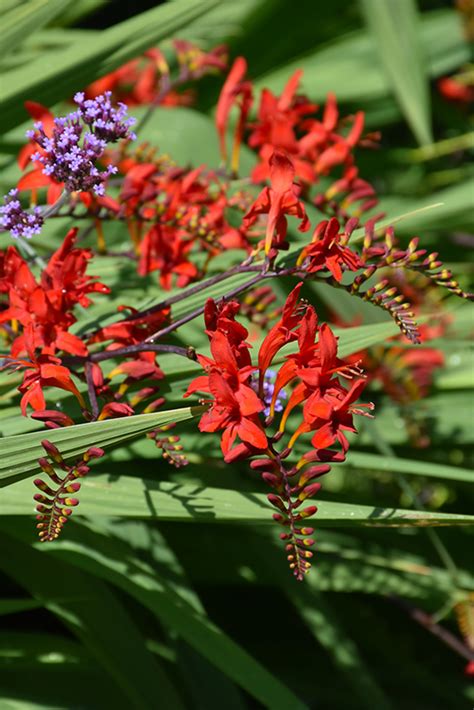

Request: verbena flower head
left=73, top=91, right=137, bottom=142
left=27, top=92, right=136, bottom=196
left=0, top=189, right=43, bottom=238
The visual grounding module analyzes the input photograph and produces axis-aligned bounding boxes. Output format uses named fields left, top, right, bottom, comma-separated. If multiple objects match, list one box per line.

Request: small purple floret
left=0, top=189, right=43, bottom=239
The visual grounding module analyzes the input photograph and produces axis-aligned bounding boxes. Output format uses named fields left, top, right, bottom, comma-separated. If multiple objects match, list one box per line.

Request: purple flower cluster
left=27, top=92, right=136, bottom=196
left=0, top=189, right=43, bottom=239
left=74, top=91, right=137, bottom=143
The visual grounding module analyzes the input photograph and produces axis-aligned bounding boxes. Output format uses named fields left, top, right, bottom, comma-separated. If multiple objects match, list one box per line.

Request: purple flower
left=253, top=369, right=287, bottom=417
left=0, top=189, right=43, bottom=238
left=27, top=93, right=135, bottom=196
left=29, top=118, right=116, bottom=196
left=74, top=91, right=136, bottom=142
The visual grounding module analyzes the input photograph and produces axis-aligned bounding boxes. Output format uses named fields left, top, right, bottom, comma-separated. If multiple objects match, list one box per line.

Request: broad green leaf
left=3, top=474, right=474, bottom=526
left=377, top=178, right=474, bottom=233
left=0, top=0, right=75, bottom=57
left=254, top=10, right=467, bottom=104
left=0, top=0, right=220, bottom=134
left=7, top=520, right=308, bottom=710
left=51, top=0, right=109, bottom=27
left=0, top=531, right=184, bottom=709
left=0, top=405, right=204, bottom=486
left=291, top=588, right=392, bottom=709
left=360, top=0, right=432, bottom=145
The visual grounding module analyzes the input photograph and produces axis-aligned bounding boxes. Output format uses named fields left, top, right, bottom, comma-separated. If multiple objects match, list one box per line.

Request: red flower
left=300, top=379, right=373, bottom=451
left=215, top=57, right=253, bottom=172
left=248, top=71, right=317, bottom=184
left=184, top=301, right=267, bottom=458
left=438, top=76, right=474, bottom=104
left=138, top=223, right=198, bottom=290
left=298, top=217, right=362, bottom=281
left=88, top=305, right=169, bottom=383
left=257, top=282, right=303, bottom=378
left=6, top=349, right=85, bottom=416
left=243, top=152, right=309, bottom=255
left=0, top=229, right=109, bottom=357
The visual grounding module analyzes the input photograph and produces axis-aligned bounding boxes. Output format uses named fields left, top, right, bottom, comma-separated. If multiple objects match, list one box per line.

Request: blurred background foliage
left=0, top=0, right=473, bottom=708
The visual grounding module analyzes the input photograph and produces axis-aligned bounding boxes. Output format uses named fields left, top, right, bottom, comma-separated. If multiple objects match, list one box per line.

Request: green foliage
left=0, top=1, right=473, bottom=708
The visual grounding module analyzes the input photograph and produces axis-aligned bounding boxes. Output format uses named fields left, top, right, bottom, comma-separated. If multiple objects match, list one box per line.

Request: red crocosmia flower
left=89, top=305, right=169, bottom=348
left=314, top=111, right=365, bottom=174
left=5, top=348, right=85, bottom=416
left=257, top=282, right=304, bottom=381
left=88, top=305, right=169, bottom=383
left=298, top=217, right=362, bottom=281
left=248, top=71, right=318, bottom=184
left=300, top=379, right=374, bottom=452
left=215, top=56, right=253, bottom=172
left=268, top=306, right=320, bottom=415
left=184, top=301, right=267, bottom=458
left=243, top=152, right=310, bottom=255
left=173, top=40, right=227, bottom=75
left=0, top=230, right=109, bottom=357
left=138, top=223, right=199, bottom=290
left=185, top=341, right=267, bottom=458
left=203, top=299, right=252, bottom=368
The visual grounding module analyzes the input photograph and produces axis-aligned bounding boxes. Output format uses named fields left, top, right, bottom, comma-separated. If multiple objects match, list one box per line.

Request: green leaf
left=0, top=405, right=204, bottom=486
left=3, top=474, right=473, bottom=526
left=347, top=451, right=473, bottom=483
left=360, top=0, right=432, bottom=145
left=0, top=599, right=43, bottom=617
left=254, top=9, right=467, bottom=105
left=0, top=531, right=184, bottom=709
left=8, top=520, right=308, bottom=710
left=0, top=0, right=219, bottom=134
left=0, top=0, right=75, bottom=57
left=292, top=588, right=392, bottom=710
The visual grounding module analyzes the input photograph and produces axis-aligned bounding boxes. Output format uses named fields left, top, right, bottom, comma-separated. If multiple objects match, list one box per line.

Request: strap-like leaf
left=0, top=406, right=204, bottom=486
left=3, top=474, right=474, bottom=527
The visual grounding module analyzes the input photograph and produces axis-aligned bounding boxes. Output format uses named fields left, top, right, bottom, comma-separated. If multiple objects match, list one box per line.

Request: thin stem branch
left=389, top=595, right=474, bottom=663
left=126, top=261, right=254, bottom=322
left=144, top=274, right=265, bottom=343
left=90, top=343, right=196, bottom=363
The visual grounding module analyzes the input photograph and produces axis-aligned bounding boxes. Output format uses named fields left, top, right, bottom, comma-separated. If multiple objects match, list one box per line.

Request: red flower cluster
left=86, top=41, right=227, bottom=106
left=216, top=60, right=378, bottom=220
left=117, top=161, right=249, bottom=288
left=185, top=285, right=373, bottom=578
left=0, top=229, right=109, bottom=413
